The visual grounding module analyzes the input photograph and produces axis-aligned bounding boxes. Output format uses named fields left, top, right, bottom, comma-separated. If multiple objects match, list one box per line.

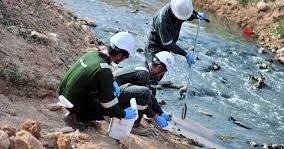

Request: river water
left=60, top=0, right=284, bottom=148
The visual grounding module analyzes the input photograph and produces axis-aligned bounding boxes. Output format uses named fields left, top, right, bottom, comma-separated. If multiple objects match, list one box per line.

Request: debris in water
left=131, top=9, right=139, bottom=14
left=228, top=116, right=252, bottom=129
left=249, top=74, right=266, bottom=89
left=181, top=103, right=187, bottom=120
left=158, top=100, right=167, bottom=106
left=247, top=140, right=259, bottom=147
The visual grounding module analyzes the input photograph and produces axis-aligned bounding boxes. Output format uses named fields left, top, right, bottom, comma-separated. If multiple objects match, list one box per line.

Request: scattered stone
left=57, top=134, right=71, bottom=149
left=258, top=47, right=267, bottom=54
left=30, top=31, right=49, bottom=44
left=7, top=26, right=19, bottom=35
left=45, top=32, right=58, bottom=43
left=45, top=103, right=62, bottom=111
left=199, top=111, right=213, bottom=117
left=81, top=25, right=90, bottom=32
left=42, top=132, right=63, bottom=149
left=262, top=143, right=268, bottom=149
left=131, top=9, right=139, bottom=14
left=0, top=130, right=10, bottom=149
left=19, top=28, right=32, bottom=37
left=228, top=116, right=252, bottom=129
left=60, top=127, right=75, bottom=133
left=249, top=74, right=266, bottom=89
left=248, top=140, right=259, bottom=147
left=257, top=0, right=269, bottom=12
left=21, top=120, right=41, bottom=139
left=158, top=100, right=167, bottom=106
left=1, top=125, right=16, bottom=137
left=257, top=62, right=272, bottom=70
left=268, top=144, right=284, bottom=149
left=276, top=47, right=284, bottom=64
left=84, top=19, right=96, bottom=27
left=13, top=130, right=44, bottom=149
left=212, top=62, right=221, bottom=71
left=136, top=48, right=144, bottom=53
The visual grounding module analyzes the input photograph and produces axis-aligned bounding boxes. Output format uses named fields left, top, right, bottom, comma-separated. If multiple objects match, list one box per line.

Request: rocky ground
left=0, top=0, right=200, bottom=148
left=194, top=0, right=284, bottom=63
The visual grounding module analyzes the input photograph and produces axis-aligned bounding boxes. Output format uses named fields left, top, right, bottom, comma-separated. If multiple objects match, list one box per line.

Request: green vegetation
left=239, top=0, right=250, bottom=6
left=275, top=20, right=284, bottom=38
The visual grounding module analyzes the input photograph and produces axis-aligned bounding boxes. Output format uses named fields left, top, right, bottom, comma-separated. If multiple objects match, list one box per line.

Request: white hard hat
left=170, top=0, right=193, bottom=20
left=110, top=32, right=136, bottom=56
left=155, top=51, right=175, bottom=72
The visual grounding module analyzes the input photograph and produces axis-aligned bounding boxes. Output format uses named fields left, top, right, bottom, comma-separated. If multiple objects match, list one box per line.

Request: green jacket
left=59, top=50, right=125, bottom=118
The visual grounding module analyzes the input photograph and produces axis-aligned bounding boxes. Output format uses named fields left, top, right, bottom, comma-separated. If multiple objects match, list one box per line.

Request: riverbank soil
left=194, top=0, right=284, bottom=63
left=0, top=0, right=199, bottom=148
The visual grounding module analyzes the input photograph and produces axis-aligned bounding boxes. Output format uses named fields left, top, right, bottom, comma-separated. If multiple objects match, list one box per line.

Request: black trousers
left=118, top=84, right=152, bottom=124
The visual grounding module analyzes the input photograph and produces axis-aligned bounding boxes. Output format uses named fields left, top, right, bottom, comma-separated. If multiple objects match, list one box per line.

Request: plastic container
left=108, top=98, right=138, bottom=140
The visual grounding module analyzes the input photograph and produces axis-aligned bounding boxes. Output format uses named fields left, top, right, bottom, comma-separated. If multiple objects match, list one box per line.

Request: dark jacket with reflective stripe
left=59, top=50, right=125, bottom=118
left=146, top=3, right=198, bottom=57
left=113, top=64, right=163, bottom=115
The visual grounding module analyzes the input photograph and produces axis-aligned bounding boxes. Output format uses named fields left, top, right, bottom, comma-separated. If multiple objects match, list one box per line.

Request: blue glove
left=161, top=113, right=172, bottom=121
left=124, top=107, right=137, bottom=119
left=186, top=52, right=195, bottom=65
left=197, top=12, right=208, bottom=21
left=154, top=115, right=168, bottom=128
left=113, top=81, right=120, bottom=97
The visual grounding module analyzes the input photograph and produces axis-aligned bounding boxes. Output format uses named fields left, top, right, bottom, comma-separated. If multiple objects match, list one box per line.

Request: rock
left=30, top=31, right=49, bottom=44
left=60, top=127, right=75, bottom=133
left=268, top=144, right=284, bottom=149
left=57, top=134, right=71, bottom=149
left=42, top=132, right=63, bottom=148
left=13, top=130, right=44, bottom=149
left=45, top=32, right=58, bottom=43
left=257, top=62, right=272, bottom=70
left=0, top=130, right=10, bottom=149
left=262, top=143, right=268, bottom=149
left=19, top=28, right=32, bottom=37
left=275, top=0, right=284, bottom=7
left=257, top=0, right=269, bottom=11
left=21, top=120, right=41, bottom=139
left=276, top=47, right=284, bottom=64
left=212, top=62, right=221, bottom=71
left=258, top=47, right=267, bottom=54
left=136, top=48, right=144, bottom=53
left=248, top=140, right=259, bottom=147
left=131, top=9, right=139, bottom=14
left=158, top=100, right=167, bottom=106
left=81, top=25, right=90, bottom=32
left=45, top=103, right=62, bottom=111
left=249, top=74, right=266, bottom=89
left=7, top=26, right=19, bottom=35
left=199, top=111, right=213, bottom=117
left=85, top=19, right=96, bottom=27
left=1, top=125, right=16, bottom=137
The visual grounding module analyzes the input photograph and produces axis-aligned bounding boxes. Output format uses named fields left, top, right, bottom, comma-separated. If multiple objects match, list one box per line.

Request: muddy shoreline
left=194, top=0, right=284, bottom=55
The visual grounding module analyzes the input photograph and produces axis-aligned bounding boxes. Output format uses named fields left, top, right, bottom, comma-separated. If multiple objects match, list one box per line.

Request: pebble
left=45, top=103, right=62, bottom=111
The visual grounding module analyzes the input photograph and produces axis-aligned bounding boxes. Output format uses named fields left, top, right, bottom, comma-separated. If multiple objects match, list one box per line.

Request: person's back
left=59, top=50, right=109, bottom=103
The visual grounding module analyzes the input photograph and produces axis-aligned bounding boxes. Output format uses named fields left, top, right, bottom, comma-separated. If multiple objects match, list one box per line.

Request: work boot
left=131, top=124, right=149, bottom=136
left=64, top=113, right=78, bottom=128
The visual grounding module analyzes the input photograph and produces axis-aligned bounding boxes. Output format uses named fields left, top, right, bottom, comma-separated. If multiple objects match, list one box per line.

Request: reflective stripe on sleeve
left=101, top=97, right=119, bottom=108
left=100, top=63, right=111, bottom=69
left=137, top=105, right=148, bottom=110
left=80, top=59, right=87, bottom=67
left=150, top=85, right=157, bottom=88
left=135, top=67, right=149, bottom=73
left=162, top=40, right=173, bottom=46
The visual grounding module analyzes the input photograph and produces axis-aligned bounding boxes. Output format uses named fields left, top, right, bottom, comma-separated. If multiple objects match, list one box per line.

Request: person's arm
left=149, top=78, right=163, bottom=115
left=158, top=19, right=187, bottom=57
left=187, top=10, right=199, bottom=21
left=97, top=68, right=125, bottom=118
